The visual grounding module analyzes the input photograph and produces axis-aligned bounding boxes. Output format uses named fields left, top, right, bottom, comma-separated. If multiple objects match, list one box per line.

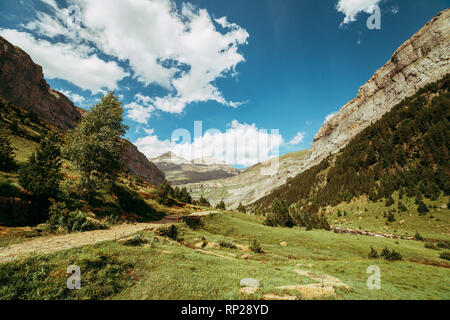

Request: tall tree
left=64, top=92, right=128, bottom=192
left=19, top=133, right=63, bottom=223
left=0, top=133, right=16, bottom=172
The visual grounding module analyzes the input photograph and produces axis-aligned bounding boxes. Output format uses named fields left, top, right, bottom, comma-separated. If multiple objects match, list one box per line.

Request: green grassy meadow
left=1, top=211, right=449, bottom=300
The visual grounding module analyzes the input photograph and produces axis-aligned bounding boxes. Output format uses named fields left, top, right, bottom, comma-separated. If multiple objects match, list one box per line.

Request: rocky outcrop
left=305, top=8, right=450, bottom=169
left=0, top=36, right=82, bottom=130
left=122, top=140, right=166, bottom=185
left=0, top=35, right=166, bottom=185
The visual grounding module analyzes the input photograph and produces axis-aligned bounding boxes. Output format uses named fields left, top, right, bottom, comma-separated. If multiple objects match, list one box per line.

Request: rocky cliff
left=0, top=35, right=165, bottom=185
left=0, top=36, right=82, bottom=130
left=304, top=8, right=450, bottom=170
left=122, top=141, right=166, bottom=186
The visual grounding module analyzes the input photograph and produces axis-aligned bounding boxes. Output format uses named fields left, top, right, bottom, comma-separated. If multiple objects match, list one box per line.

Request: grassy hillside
left=0, top=96, right=206, bottom=246
left=1, top=212, right=449, bottom=300
left=252, top=75, right=449, bottom=239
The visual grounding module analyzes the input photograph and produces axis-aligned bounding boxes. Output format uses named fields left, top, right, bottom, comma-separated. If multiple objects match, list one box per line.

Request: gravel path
left=0, top=211, right=215, bottom=263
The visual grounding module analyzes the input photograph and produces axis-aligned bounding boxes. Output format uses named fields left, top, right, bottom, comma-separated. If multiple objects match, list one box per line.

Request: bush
left=380, top=247, right=402, bottom=261
left=250, top=239, right=263, bottom=253
left=417, top=201, right=429, bottom=215
left=122, top=234, right=148, bottom=246
left=386, top=212, right=396, bottom=223
left=47, top=199, right=105, bottom=233
left=156, top=224, right=178, bottom=241
left=439, top=251, right=450, bottom=261
left=424, top=242, right=438, bottom=250
left=368, top=246, right=379, bottom=259
left=219, top=240, right=237, bottom=249
left=414, top=231, right=424, bottom=241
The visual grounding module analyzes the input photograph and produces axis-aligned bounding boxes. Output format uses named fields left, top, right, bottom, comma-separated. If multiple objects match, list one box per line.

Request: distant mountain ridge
left=151, top=152, right=240, bottom=185
left=0, top=35, right=165, bottom=185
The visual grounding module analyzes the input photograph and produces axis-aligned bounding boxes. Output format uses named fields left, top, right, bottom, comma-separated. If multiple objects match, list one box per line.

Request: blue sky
left=0, top=0, right=448, bottom=167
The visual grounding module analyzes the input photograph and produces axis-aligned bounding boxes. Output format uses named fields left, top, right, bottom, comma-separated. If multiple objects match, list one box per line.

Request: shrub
left=156, top=224, right=178, bottom=241
left=437, top=241, right=450, bottom=249
left=424, top=242, right=438, bottom=250
left=123, top=234, right=148, bottom=246
left=198, top=196, right=211, bottom=207
left=439, top=251, right=450, bottom=261
left=385, top=196, right=395, bottom=207
left=250, top=239, right=263, bottom=254
left=414, top=231, right=424, bottom=241
left=47, top=199, right=105, bottom=233
left=219, top=240, right=237, bottom=249
left=368, top=246, right=379, bottom=259
left=417, top=201, right=429, bottom=215
left=386, top=212, right=396, bottom=223
left=380, top=247, right=402, bottom=261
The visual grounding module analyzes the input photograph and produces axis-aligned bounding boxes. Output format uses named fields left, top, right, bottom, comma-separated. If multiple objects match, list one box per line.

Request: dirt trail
left=0, top=211, right=215, bottom=263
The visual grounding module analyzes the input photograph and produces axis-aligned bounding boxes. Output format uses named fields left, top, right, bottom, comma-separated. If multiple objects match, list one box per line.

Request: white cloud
left=325, top=111, right=338, bottom=123
left=21, top=0, right=249, bottom=117
left=336, top=0, right=382, bottom=26
left=124, top=102, right=154, bottom=124
left=289, top=132, right=305, bottom=145
left=135, top=120, right=283, bottom=166
left=0, top=28, right=129, bottom=94
left=58, top=89, right=86, bottom=104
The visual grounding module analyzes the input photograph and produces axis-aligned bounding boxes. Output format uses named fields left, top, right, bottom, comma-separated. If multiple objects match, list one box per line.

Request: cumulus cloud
left=289, top=132, right=305, bottom=145
left=0, top=29, right=129, bottom=94
left=124, top=102, right=154, bottom=124
left=20, top=0, right=249, bottom=118
left=336, top=0, right=382, bottom=26
left=135, top=120, right=283, bottom=166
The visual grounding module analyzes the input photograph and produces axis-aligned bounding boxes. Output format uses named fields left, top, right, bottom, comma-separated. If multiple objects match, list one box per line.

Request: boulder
left=240, top=278, right=260, bottom=288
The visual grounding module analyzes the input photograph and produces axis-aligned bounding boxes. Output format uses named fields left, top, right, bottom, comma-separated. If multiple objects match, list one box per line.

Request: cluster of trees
left=155, top=182, right=192, bottom=206
left=0, top=92, right=145, bottom=224
left=255, top=75, right=450, bottom=215
left=264, top=199, right=331, bottom=231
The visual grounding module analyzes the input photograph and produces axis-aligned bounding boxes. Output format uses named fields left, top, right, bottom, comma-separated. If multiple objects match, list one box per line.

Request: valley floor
left=1, top=212, right=449, bottom=300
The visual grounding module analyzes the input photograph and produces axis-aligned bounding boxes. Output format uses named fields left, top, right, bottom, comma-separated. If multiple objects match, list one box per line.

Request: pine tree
left=18, top=133, right=62, bottom=199
left=216, top=200, right=226, bottom=210
left=237, top=202, right=246, bottom=213
left=0, top=133, right=16, bottom=172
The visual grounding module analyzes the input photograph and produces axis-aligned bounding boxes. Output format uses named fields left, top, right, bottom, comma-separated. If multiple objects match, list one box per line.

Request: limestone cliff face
left=305, top=9, right=450, bottom=169
left=0, top=36, right=82, bottom=130
left=0, top=35, right=166, bottom=185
